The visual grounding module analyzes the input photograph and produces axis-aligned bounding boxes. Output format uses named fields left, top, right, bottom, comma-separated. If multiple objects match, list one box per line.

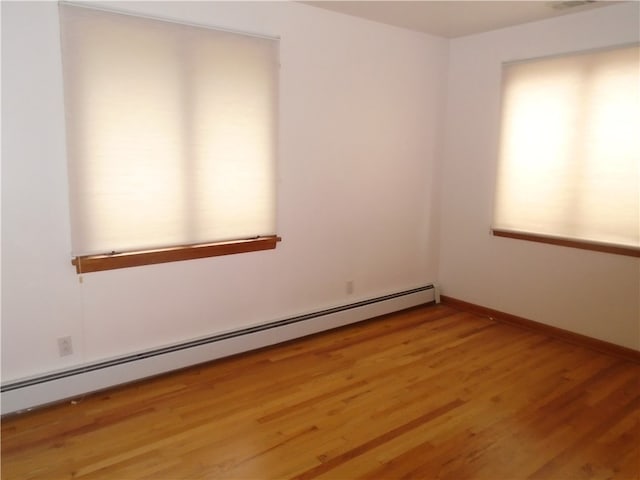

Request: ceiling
left=302, top=1, right=619, bottom=38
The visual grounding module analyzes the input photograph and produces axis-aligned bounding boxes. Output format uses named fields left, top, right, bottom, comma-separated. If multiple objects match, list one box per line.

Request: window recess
left=59, top=4, right=280, bottom=272
left=493, top=44, right=639, bottom=257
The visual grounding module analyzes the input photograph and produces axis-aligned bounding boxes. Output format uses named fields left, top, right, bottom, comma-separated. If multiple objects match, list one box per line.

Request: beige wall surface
left=1, top=1, right=447, bottom=382
left=438, top=2, right=640, bottom=349
left=2, top=0, right=638, bottom=396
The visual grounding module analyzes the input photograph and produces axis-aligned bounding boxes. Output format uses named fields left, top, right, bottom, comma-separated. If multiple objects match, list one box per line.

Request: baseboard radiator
left=1, top=285, right=435, bottom=415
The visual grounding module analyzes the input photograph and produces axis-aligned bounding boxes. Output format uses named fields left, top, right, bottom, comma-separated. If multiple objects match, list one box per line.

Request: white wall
left=439, top=2, right=640, bottom=349
left=1, top=2, right=447, bottom=382
left=3, top=0, right=638, bottom=391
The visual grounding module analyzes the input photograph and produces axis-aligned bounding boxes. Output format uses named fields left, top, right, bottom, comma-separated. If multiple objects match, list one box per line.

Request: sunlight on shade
left=60, top=5, right=278, bottom=255
left=494, top=45, right=640, bottom=248
left=191, top=31, right=277, bottom=242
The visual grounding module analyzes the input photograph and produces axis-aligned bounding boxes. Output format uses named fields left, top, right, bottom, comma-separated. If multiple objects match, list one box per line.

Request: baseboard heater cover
left=1, top=285, right=434, bottom=415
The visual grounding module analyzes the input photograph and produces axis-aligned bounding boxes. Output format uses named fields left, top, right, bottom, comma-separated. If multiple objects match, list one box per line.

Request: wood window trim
left=72, top=236, right=281, bottom=274
left=492, top=229, right=639, bottom=258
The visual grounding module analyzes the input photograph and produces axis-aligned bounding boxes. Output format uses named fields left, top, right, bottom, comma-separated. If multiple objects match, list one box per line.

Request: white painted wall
left=3, top=0, right=637, bottom=395
left=439, top=2, right=640, bottom=349
left=1, top=2, right=447, bottom=382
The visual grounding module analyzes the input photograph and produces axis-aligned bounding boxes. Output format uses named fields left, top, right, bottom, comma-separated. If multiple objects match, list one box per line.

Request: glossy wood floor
left=2, top=305, right=639, bottom=480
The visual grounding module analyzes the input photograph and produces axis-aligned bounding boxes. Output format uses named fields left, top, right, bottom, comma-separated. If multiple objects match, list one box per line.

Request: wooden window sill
left=72, top=236, right=281, bottom=274
left=492, top=229, right=639, bottom=258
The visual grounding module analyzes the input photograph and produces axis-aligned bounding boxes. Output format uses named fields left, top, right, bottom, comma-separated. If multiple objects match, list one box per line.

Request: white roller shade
left=494, top=44, right=639, bottom=250
left=59, top=4, right=278, bottom=256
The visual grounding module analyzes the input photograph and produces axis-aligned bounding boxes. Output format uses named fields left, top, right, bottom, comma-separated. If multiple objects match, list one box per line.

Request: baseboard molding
left=1, top=285, right=435, bottom=415
left=441, top=295, right=640, bottom=364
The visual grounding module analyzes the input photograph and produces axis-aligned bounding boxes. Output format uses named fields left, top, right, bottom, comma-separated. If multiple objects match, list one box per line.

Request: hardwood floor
left=2, top=304, right=639, bottom=479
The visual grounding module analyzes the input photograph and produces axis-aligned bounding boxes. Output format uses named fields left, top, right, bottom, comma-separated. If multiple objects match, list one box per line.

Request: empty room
left=1, top=1, right=638, bottom=479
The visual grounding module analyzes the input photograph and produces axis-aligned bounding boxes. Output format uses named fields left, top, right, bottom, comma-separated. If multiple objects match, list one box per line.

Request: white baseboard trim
left=1, top=285, right=434, bottom=415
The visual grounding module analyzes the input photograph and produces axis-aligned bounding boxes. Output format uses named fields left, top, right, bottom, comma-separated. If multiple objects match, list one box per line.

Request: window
left=59, top=4, right=280, bottom=273
left=493, top=44, right=639, bottom=257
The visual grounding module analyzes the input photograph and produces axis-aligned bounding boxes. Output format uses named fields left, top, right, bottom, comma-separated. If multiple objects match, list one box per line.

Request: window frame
left=492, top=44, right=640, bottom=258
left=72, top=236, right=282, bottom=274
left=59, top=4, right=281, bottom=273
left=491, top=229, right=639, bottom=257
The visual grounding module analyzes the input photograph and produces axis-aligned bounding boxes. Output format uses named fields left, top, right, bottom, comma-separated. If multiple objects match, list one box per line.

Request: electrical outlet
left=58, top=336, right=73, bottom=357
left=346, top=280, right=354, bottom=295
